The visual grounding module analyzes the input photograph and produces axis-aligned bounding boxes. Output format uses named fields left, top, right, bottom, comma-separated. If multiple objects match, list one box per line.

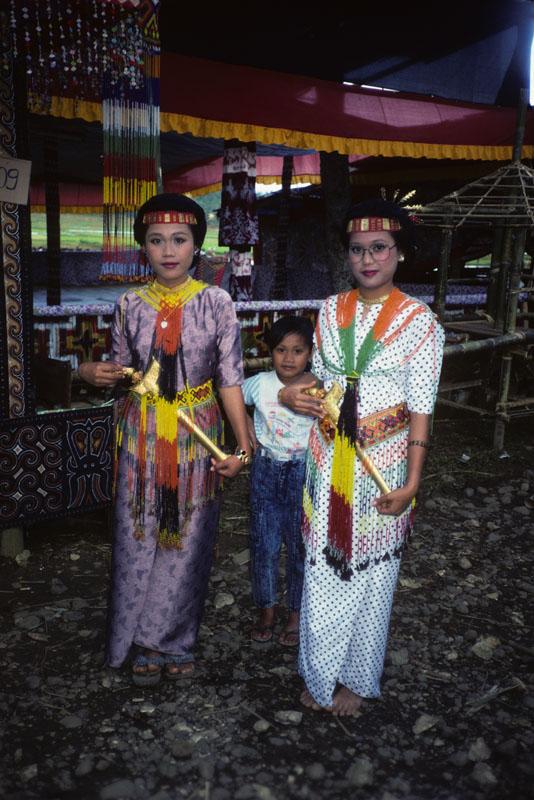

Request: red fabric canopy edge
left=160, top=53, right=534, bottom=147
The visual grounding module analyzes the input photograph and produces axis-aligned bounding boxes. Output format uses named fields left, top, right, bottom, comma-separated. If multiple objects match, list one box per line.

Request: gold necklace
left=358, top=291, right=391, bottom=307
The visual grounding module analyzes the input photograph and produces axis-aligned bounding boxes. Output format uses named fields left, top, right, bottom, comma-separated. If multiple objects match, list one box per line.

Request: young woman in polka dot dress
left=279, top=199, right=445, bottom=716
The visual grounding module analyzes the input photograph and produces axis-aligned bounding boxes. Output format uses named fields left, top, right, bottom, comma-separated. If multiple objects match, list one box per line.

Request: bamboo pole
left=493, top=88, right=529, bottom=450
left=443, top=330, right=534, bottom=358
left=485, top=226, right=503, bottom=321
left=434, top=222, right=453, bottom=322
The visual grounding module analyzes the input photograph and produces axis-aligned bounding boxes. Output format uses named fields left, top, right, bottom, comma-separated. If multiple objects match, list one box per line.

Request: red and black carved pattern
left=0, top=420, right=63, bottom=521
left=64, top=317, right=112, bottom=363
left=33, top=316, right=112, bottom=363
left=34, top=309, right=319, bottom=365
left=65, top=413, right=113, bottom=510
left=0, top=407, right=114, bottom=524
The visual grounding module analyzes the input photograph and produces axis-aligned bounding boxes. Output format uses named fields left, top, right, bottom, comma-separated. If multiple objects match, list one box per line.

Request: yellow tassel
left=330, top=432, right=355, bottom=505
left=302, top=487, right=313, bottom=522
left=155, top=396, right=178, bottom=444
left=158, top=529, right=183, bottom=549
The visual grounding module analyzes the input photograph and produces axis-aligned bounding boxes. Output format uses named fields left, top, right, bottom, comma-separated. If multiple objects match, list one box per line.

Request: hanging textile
left=9, top=0, right=161, bottom=282
left=228, top=250, right=253, bottom=301
left=219, top=140, right=258, bottom=300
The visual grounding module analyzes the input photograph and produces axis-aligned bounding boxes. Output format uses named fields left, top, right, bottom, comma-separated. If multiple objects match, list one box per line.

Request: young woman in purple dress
left=79, top=193, right=251, bottom=685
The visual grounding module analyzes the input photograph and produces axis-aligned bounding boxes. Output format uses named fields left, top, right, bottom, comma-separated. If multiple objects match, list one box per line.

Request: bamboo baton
left=306, top=382, right=391, bottom=495
left=124, top=360, right=227, bottom=461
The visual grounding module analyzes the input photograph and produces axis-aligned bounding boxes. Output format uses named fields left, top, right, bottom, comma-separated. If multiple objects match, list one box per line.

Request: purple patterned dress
left=106, top=284, right=243, bottom=668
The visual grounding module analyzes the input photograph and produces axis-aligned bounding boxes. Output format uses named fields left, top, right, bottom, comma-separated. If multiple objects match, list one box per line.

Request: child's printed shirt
left=242, top=370, right=314, bottom=461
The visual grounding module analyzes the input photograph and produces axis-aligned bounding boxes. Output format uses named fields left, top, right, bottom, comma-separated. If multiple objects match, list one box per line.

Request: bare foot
left=300, top=688, right=332, bottom=712
left=331, top=686, right=363, bottom=716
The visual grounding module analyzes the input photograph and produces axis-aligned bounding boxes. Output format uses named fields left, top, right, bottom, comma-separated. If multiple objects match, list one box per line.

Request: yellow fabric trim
left=184, top=174, right=320, bottom=198
left=30, top=94, right=103, bottom=123
left=143, top=378, right=215, bottom=409
left=31, top=95, right=533, bottom=161
left=261, top=174, right=321, bottom=186
left=186, top=183, right=222, bottom=198
left=161, top=111, right=532, bottom=162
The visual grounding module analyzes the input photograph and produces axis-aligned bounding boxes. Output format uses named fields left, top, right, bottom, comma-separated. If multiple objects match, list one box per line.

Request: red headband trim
left=347, top=217, right=401, bottom=233
left=142, top=211, right=197, bottom=225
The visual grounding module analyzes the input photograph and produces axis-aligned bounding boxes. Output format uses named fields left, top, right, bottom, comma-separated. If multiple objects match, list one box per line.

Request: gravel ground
left=1, top=415, right=533, bottom=800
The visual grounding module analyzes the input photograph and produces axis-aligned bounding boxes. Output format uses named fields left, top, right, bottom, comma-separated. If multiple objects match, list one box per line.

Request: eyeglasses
left=349, top=243, right=397, bottom=263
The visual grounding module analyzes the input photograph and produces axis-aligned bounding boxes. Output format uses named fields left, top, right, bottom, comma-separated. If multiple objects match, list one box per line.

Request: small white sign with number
left=0, top=156, right=32, bottom=205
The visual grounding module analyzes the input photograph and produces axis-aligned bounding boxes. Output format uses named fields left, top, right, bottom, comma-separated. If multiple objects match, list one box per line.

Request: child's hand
left=279, top=379, right=324, bottom=418
left=211, top=455, right=246, bottom=478
left=372, top=486, right=415, bottom=516
left=78, top=361, right=125, bottom=387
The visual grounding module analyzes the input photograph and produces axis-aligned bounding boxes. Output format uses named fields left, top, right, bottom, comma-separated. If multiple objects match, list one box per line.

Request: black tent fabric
left=159, top=1, right=534, bottom=106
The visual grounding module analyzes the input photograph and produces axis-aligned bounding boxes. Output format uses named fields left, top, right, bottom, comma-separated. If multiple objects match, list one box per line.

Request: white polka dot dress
left=299, top=292, right=444, bottom=705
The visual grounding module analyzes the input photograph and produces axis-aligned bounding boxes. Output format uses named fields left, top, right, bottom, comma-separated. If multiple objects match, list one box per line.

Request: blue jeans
left=249, top=451, right=306, bottom=611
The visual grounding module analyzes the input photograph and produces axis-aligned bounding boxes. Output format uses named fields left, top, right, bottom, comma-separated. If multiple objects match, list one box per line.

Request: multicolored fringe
left=318, top=289, right=426, bottom=578
left=350, top=432, right=414, bottom=570
left=10, top=0, right=161, bottom=282
left=303, top=421, right=413, bottom=575
left=100, top=3, right=161, bottom=281
left=11, top=0, right=154, bottom=111
left=302, top=426, right=328, bottom=565
left=116, top=381, right=221, bottom=548
left=115, top=277, right=211, bottom=545
left=326, top=377, right=359, bottom=579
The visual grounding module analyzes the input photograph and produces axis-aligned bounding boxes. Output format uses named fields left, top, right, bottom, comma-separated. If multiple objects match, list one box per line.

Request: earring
left=398, top=254, right=405, bottom=262
left=194, top=248, right=200, bottom=256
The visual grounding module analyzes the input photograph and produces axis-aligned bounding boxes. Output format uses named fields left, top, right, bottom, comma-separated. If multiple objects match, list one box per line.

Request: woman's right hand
left=78, top=361, right=125, bottom=387
left=279, top=379, right=325, bottom=418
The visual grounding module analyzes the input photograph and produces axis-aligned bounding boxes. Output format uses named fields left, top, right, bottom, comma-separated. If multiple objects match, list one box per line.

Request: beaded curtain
left=9, top=0, right=160, bottom=282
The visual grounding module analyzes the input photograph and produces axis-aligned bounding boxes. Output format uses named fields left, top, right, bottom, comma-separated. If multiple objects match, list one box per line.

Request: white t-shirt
left=242, top=370, right=314, bottom=461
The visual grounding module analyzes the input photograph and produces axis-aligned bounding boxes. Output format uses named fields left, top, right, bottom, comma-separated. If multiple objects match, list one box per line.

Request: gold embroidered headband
left=347, top=217, right=401, bottom=233
left=142, top=211, right=197, bottom=225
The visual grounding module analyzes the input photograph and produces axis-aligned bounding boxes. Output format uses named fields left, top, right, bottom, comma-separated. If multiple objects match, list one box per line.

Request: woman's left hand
left=372, top=485, right=416, bottom=516
left=211, top=454, right=246, bottom=478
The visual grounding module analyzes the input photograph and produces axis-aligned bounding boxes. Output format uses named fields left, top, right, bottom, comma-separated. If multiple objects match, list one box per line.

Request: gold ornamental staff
left=124, top=360, right=227, bottom=462
left=306, top=383, right=391, bottom=495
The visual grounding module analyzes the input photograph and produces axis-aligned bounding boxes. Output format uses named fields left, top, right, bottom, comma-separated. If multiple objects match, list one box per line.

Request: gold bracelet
left=407, top=439, right=429, bottom=449
left=234, top=448, right=251, bottom=465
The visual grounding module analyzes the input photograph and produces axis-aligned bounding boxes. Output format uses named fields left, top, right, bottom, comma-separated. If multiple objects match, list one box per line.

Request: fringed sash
left=117, top=278, right=218, bottom=548
left=302, top=402, right=411, bottom=574
left=316, top=289, right=425, bottom=579
left=116, top=380, right=221, bottom=548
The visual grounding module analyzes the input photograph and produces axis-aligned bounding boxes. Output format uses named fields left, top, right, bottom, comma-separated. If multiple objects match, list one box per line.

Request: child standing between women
left=242, top=316, right=315, bottom=646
